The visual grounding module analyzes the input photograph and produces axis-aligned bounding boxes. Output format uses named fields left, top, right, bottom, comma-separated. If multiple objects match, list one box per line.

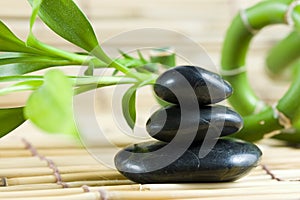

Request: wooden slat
left=0, top=133, right=300, bottom=199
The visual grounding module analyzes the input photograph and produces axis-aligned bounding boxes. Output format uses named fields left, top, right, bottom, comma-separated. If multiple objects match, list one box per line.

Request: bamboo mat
left=1, top=0, right=300, bottom=199
left=0, top=128, right=300, bottom=200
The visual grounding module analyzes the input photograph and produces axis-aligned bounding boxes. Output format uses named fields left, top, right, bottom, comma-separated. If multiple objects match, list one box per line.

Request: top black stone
left=154, top=66, right=233, bottom=105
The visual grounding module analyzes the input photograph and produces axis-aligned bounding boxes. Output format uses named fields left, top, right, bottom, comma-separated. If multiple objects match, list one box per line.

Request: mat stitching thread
left=22, top=138, right=69, bottom=188
left=82, top=185, right=91, bottom=192
left=262, top=164, right=300, bottom=182
left=261, top=164, right=283, bottom=181
left=98, top=188, right=108, bottom=200
left=0, top=177, right=8, bottom=187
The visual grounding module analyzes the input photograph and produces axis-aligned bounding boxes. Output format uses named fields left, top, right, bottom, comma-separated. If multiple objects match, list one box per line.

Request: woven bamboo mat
left=0, top=126, right=300, bottom=200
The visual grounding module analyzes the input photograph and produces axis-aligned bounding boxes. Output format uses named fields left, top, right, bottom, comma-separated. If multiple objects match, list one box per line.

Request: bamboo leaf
left=28, top=0, right=99, bottom=52
left=29, top=0, right=43, bottom=31
left=0, top=75, right=44, bottom=83
left=137, top=50, right=147, bottom=64
left=122, top=85, right=138, bottom=129
left=0, top=107, right=26, bottom=138
left=0, top=80, right=43, bottom=95
left=0, top=53, right=76, bottom=76
left=24, top=69, right=78, bottom=137
left=119, top=50, right=135, bottom=59
left=150, top=47, right=176, bottom=68
left=0, top=20, right=40, bottom=54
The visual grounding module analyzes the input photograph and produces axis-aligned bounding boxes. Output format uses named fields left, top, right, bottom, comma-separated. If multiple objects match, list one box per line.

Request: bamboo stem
left=0, top=180, right=133, bottom=192
left=5, top=171, right=126, bottom=186
left=0, top=147, right=120, bottom=157
left=0, top=156, right=106, bottom=169
left=0, top=165, right=112, bottom=178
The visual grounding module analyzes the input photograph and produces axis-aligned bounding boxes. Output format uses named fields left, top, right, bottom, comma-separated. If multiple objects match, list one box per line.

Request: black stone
left=114, top=138, right=262, bottom=183
left=154, top=65, right=233, bottom=105
left=146, top=105, right=243, bottom=142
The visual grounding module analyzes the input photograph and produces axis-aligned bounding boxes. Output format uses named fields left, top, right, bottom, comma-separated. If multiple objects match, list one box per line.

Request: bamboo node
left=263, top=130, right=281, bottom=139
left=58, top=181, right=69, bottom=188
left=0, top=177, right=8, bottom=187
left=285, top=0, right=300, bottom=26
left=239, top=9, right=259, bottom=35
left=98, top=188, right=108, bottom=200
left=253, top=100, right=266, bottom=115
left=272, top=104, right=292, bottom=129
left=139, top=184, right=143, bottom=191
left=82, top=185, right=91, bottom=192
left=219, top=66, right=246, bottom=76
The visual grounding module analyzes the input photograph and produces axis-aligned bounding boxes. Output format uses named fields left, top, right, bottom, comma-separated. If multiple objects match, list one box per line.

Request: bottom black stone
left=114, top=138, right=262, bottom=183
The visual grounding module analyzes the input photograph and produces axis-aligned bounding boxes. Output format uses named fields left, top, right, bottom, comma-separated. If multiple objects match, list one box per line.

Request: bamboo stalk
left=5, top=171, right=125, bottom=186
left=260, top=163, right=300, bottom=169
left=262, top=151, right=299, bottom=156
left=0, top=139, right=80, bottom=150
left=237, top=174, right=271, bottom=181
left=0, top=157, right=49, bottom=169
left=0, top=165, right=112, bottom=178
left=0, top=147, right=121, bottom=157
left=0, top=192, right=100, bottom=200
left=0, top=137, right=132, bottom=150
left=0, top=180, right=133, bottom=192
left=0, top=183, right=62, bottom=192
left=0, top=156, right=104, bottom=169
left=66, top=180, right=134, bottom=188
left=173, top=194, right=298, bottom=200
left=0, top=149, right=87, bottom=157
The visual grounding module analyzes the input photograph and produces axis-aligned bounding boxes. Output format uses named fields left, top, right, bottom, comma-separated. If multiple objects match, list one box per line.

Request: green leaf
left=29, top=0, right=43, bottom=31
left=0, top=20, right=41, bottom=54
left=150, top=47, right=176, bottom=68
left=0, top=75, right=44, bottom=83
left=137, top=50, right=147, bottom=64
left=142, top=63, right=159, bottom=73
left=119, top=50, right=135, bottom=60
left=122, top=85, right=138, bottom=129
left=0, top=53, right=76, bottom=76
left=0, top=107, right=26, bottom=138
left=24, top=69, right=78, bottom=137
left=84, top=61, right=94, bottom=76
left=0, top=80, right=43, bottom=95
left=28, top=0, right=99, bottom=52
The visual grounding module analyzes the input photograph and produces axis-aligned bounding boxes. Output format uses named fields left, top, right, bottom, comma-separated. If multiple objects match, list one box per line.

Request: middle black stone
left=146, top=105, right=243, bottom=142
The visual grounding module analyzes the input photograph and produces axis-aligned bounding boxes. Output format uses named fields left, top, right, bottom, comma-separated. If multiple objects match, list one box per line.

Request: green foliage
left=0, top=20, right=41, bottom=54
left=0, top=53, right=75, bottom=76
left=0, top=107, right=26, bottom=138
left=0, top=0, right=173, bottom=139
left=0, top=80, right=43, bottom=95
left=28, top=0, right=99, bottom=52
left=24, top=70, right=78, bottom=137
left=122, top=85, right=138, bottom=129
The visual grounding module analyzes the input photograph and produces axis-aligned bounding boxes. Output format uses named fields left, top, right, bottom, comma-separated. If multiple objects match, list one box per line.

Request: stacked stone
left=115, top=66, right=262, bottom=183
